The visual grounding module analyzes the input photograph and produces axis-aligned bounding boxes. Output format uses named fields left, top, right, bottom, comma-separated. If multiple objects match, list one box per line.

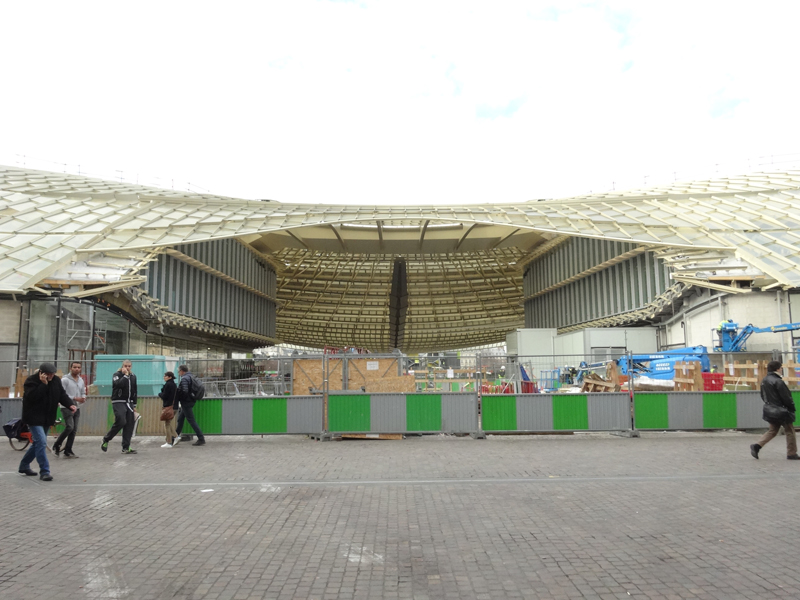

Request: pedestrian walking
left=159, top=371, right=178, bottom=448
left=101, top=359, right=139, bottom=454
left=174, top=365, right=206, bottom=446
left=53, top=361, right=86, bottom=458
left=751, top=360, right=798, bottom=460
left=18, top=363, right=77, bottom=481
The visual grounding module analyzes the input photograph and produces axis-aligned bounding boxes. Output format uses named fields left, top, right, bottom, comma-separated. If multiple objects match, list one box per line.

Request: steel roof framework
left=1, top=165, right=799, bottom=351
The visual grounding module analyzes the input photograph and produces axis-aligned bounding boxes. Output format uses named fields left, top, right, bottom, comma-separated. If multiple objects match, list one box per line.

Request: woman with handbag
left=159, top=372, right=179, bottom=448
left=751, top=360, right=799, bottom=460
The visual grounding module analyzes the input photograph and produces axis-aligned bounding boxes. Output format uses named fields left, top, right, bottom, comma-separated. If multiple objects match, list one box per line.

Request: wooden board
left=340, top=433, right=404, bottom=440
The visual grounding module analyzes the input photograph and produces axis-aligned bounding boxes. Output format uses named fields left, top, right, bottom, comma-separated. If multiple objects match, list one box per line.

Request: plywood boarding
left=293, top=358, right=326, bottom=395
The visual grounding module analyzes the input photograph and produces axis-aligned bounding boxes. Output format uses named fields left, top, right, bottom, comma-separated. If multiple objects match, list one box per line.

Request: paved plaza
left=2, top=431, right=800, bottom=600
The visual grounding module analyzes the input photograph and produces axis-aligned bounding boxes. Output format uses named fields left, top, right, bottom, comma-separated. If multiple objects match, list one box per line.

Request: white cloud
left=1, top=0, right=799, bottom=204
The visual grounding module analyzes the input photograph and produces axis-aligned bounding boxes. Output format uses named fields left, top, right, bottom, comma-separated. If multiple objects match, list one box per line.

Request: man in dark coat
left=751, top=360, right=798, bottom=460
left=19, top=363, right=77, bottom=481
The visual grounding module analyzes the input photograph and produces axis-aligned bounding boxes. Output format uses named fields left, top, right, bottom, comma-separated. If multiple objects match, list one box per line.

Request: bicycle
left=7, top=419, right=63, bottom=452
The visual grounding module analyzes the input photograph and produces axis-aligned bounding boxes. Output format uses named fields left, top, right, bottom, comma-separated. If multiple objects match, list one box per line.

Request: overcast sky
left=1, top=1, right=799, bottom=204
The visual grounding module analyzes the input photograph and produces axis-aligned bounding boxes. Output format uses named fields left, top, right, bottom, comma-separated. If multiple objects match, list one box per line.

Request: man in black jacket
left=19, top=363, right=76, bottom=481
left=101, top=359, right=139, bottom=454
left=751, top=360, right=798, bottom=460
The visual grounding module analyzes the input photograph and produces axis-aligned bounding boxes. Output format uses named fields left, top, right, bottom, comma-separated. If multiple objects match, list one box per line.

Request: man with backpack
left=174, top=364, right=206, bottom=446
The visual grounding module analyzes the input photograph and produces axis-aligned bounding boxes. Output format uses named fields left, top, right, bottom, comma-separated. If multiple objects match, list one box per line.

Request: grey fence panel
left=287, top=396, right=323, bottom=434
left=222, top=398, right=253, bottom=434
left=80, top=397, right=113, bottom=435
left=587, top=393, right=630, bottom=431
left=736, top=391, right=765, bottom=429
left=516, top=394, right=554, bottom=431
left=370, top=394, right=406, bottom=433
left=0, top=398, right=22, bottom=422
left=441, top=393, right=478, bottom=433
left=667, top=393, right=704, bottom=430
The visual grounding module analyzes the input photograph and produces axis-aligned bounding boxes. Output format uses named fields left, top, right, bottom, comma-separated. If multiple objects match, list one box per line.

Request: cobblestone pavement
left=2, top=431, right=800, bottom=600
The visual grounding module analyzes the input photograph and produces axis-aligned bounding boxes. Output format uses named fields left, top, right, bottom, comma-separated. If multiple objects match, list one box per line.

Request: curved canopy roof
left=1, top=165, right=799, bottom=351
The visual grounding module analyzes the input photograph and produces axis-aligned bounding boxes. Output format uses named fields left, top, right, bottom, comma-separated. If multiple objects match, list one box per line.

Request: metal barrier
left=0, top=395, right=323, bottom=437
left=5, top=391, right=800, bottom=439
left=481, top=393, right=631, bottom=433
left=633, top=391, right=800, bottom=430
left=327, top=392, right=479, bottom=435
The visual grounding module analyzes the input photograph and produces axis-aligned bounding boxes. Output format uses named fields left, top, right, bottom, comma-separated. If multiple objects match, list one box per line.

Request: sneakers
left=192, top=440, right=206, bottom=446
left=788, top=454, right=800, bottom=460
left=171, top=436, right=181, bottom=447
left=161, top=443, right=173, bottom=448
left=64, top=452, right=79, bottom=459
left=101, top=441, right=108, bottom=452
left=121, top=447, right=138, bottom=454
left=750, top=444, right=761, bottom=459
left=52, top=444, right=61, bottom=456
left=40, top=472, right=53, bottom=481
left=18, top=468, right=37, bottom=476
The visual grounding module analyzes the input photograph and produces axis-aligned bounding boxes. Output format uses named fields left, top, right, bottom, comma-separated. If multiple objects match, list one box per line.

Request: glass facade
left=26, top=299, right=234, bottom=372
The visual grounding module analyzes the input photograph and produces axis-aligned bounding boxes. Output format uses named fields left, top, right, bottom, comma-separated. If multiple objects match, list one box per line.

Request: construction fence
left=2, top=351, right=799, bottom=438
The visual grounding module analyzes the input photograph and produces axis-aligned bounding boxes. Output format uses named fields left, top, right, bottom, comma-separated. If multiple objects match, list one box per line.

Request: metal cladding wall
left=145, top=238, right=277, bottom=337
left=327, top=392, right=479, bottom=434
left=481, top=393, right=631, bottom=432
left=523, top=238, right=671, bottom=328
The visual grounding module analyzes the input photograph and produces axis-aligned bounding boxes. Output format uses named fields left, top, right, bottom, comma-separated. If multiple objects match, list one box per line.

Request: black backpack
left=189, top=375, right=206, bottom=401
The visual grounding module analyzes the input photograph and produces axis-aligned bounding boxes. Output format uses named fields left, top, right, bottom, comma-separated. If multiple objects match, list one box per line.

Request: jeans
left=20, top=425, right=49, bottom=474
left=54, top=407, right=80, bottom=453
left=175, top=402, right=205, bottom=442
left=104, top=402, right=136, bottom=449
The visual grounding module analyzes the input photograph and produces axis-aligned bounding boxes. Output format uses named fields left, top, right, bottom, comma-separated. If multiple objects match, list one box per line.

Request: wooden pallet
left=339, top=433, right=404, bottom=440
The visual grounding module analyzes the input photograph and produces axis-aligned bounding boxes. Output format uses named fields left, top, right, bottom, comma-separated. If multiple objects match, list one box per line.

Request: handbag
left=763, top=402, right=795, bottom=424
left=160, top=384, right=178, bottom=421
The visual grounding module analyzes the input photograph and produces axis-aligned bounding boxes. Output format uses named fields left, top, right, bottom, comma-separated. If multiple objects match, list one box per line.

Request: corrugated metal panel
left=406, top=394, right=442, bottom=432
left=370, top=393, right=406, bottom=433
left=0, top=398, right=22, bottom=421
left=736, top=391, right=764, bottom=429
left=587, top=393, right=630, bottom=430
left=667, top=393, right=704, bottom=430
left=516, top=394, right=553, bottom=431
left=78, top=397, right=113, bottom=435
left=441, top=393, right=478, bottom=433
left=287, top=395, right=323, bottom=434
left=133, top=397, right=166, bottom=436
left=222, top=397, right=253, bottom=434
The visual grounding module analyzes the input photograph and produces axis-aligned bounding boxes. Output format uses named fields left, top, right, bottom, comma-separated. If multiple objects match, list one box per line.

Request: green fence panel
left=252, top=397, right=288, bottom=433
left=703, top=393, right=737, bottom=429
left=634, top=394, right=669, bottom=429
left=482, top=395, right=517, bottom=430
left=406, top=394, right=442, bottom=431
left=552, top=395, right=588, bottom=430
left=329, top=394, right=371, bottom=431
left=182, top=399, right=223, bottom=435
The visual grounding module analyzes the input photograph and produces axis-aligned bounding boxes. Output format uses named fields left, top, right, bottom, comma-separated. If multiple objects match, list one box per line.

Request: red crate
left=702, top=372, right=724, bottom=391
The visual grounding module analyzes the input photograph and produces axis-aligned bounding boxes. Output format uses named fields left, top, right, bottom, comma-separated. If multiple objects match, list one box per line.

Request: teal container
left=94, top=355, right=182, bottom=397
